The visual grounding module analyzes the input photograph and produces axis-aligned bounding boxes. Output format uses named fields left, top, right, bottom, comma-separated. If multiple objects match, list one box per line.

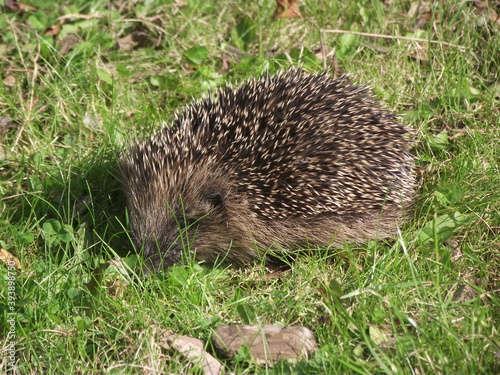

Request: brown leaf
left=117, top=34, right=137, bottom=52
left=0, top=248, right=21, bottom=270
left=473, top=0, right=488, bottom=11
left=274, top=0, right=302, bottom=19
left=220, top=45, right=244, bottom=72
left=451, top=279, right=480, bottom=303
left=43, top=24, right=61, bottom=36
left=0, top=116, right=20, bottom=135
left=158, top=329, right=223, bottom=375
left=410, top=43, right=429, bottom=63
left=117, top=31, right=156, bottom=52
left=415, top=2, right=432, bottom=29
left=473, top=0, right=500, bottom=25
left=0, top=116, right=20, bottom=152
left=58, top=34, right=81, bottom=56
left=5, top=0, right=37, bottom=13
left=2, top=75, right=17, bottom=87
left=108, top=278, right=128, bottom=298
left=212, top=325, right=317, bottom=365
left=5, top=0, right=20, bottom=11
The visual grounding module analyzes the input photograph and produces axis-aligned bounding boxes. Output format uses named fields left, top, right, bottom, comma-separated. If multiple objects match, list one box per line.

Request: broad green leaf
left=237, top=303, right=257, bottom=324
left=28, top=11, right=48, bottom=31
left=369, top=325, right=392, bottom=346
left=435, top=184, right=464, bottom=206
left=74, top=316, right=93, bottom=330
left=183, top=46, right=208, bottom=66
left=67, top=288, right=79, bottom=299
left=18, top=232, right=35, bottom=244
left=59, top=225, right=74, bottom=243
left=327, top=278, right=344, bottom=299
left=43, top=219, right=62, bottom=235
left=96, top=69, right=113, bottom=85
left=337, top=33, right=360, bottom=57
left=418, top=212, right=470, bottom=244
left=428, top=132, right=452, bottom=151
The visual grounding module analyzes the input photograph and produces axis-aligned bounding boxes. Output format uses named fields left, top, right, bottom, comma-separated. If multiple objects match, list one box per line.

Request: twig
left=321, top=29, right=465, bottom=50
left=57, top=13, right=105, bottom=21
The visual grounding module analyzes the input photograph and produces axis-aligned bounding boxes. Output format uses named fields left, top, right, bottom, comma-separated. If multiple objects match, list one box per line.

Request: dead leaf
left=451, top=279, right=479, bottom=303
left=408, top=2, right=435, bottom=29
left=274, top=0, right=302, bottom=19
left=0, top=116, right=20, bottom=136
left=447, top=238, right=463, bottom=261
left=473, top=0, right=488, bottom=11
left=3, top=75, right=17, bottom=87
left=5, top=0, right=20, bottom=12
left=158, top=329, right=223, bottom=375
left=313, top=45, right=339, bottom=70
left=117, top=31, right=156, bottom=52
left=212, top=325, right=317, bottom=365
left=220, top=45, right=244, bottom=72
left=117, top=34, right=137, bottom=52
left=58, top=33, right=80, bottom=56
left=473, top=0, right=500, bottom=25
left=413, top=1, right=432, bottom=28
left=368, top=324, right=397, bottom=352
left=108, top=278, right=128, bottom=298
left=410, top=43, right=429, bottom=63
left=5, top=0, right=37, bottom=13
left=0, top=248, right=21, bottom=269
left=0, top=116, right=20, bottom=155
left=44, top=24, right=61, bottom=36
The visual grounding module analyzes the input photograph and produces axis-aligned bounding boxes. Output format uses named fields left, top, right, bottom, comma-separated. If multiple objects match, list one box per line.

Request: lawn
left=0, top=0, right=499, bottom=374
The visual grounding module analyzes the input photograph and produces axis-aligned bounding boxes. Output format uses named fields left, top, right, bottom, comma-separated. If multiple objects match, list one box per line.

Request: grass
left=0, top=0, right=499, bottom=373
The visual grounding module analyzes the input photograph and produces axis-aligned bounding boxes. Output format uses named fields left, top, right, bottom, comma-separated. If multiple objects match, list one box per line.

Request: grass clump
left=1, top=0, right=498, bottom=374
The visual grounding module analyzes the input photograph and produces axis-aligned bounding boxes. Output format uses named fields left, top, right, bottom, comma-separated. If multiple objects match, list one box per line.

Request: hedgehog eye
left=203, top=191, right=224, bottom=209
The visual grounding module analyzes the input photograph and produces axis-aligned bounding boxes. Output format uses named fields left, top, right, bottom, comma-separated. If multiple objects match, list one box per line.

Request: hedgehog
left=121, top=69, right=416, bottom=272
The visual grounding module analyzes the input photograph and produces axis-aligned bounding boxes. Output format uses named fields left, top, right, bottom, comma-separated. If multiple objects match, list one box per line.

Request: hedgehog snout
left=142, top=241, right=182, bottom=273
left=138, top=223, right=190, bottom=272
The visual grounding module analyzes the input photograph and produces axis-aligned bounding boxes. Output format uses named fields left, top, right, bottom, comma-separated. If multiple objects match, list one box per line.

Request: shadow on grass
left=9, top=149, right=133, bottom=276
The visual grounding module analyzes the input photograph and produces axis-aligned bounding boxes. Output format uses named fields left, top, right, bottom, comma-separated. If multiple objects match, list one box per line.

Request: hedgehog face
left=132, top=176, right=235, bottom=272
